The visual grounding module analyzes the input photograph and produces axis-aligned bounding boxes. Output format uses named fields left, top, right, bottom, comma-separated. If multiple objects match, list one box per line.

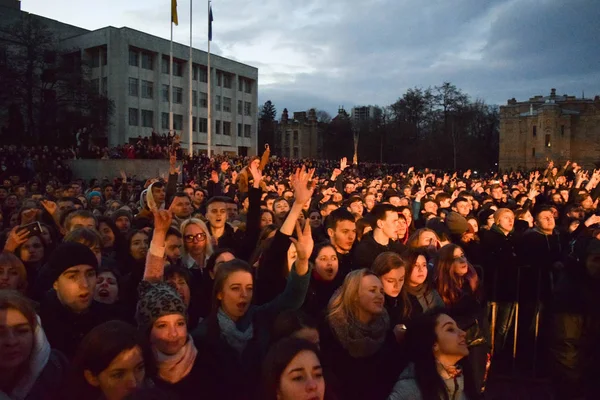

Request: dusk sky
left=21, top=0, right=600, bottom=116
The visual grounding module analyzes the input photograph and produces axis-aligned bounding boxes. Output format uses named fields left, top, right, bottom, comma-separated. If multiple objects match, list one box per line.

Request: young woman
left=402, top=248, right=445, bottom=321
left=388, top=310, right=479, bottom=400
left=320, top=269, right=402, bottom=400
left=302, top=243, right=341, bottom=319
left=434, top=244, right=489, bottom=393
left=67, top=320, right=154, bottom=400
left=0, top=252, right=28, bottom=293
left=371, top=252, right=409, bottom=340
left=97, top=216, right=127, bottom=260
left=94, top=266, right=121, bottom=305
left=0, top=291, right=68, bottom=400
left=261, top=210, right=276, bottom=229
left=180, top=218, right=214, bottom=270
left=262, top=338, right=325, bottom=400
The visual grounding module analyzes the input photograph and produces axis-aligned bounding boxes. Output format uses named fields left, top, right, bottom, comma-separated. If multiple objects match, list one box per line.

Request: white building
left=1, top=0, right=259, bottom=155
left=351, top=106, right=380, bottom=125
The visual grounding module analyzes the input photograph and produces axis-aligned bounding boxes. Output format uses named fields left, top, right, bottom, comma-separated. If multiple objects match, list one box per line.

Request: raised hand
left=152, top=208, right=173, bottom=233
left=40, top=199, right=58, bottom=215
left=4, top=226, right=30, bottom=253
left=210, top=170, right=219, bottom=184
left=340, top=157, right=348, bottom=171
left=120, top=170, right=127, bottom=182
left=290, top=221, right=314, bottom=262
left=249, top=163, right=263, bottom=188
left=231, top=170, right=239, bottom=183
left=291, top=166, right=316, bottom=206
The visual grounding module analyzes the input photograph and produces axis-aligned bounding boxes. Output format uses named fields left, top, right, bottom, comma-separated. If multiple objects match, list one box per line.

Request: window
left=532, top=147, right=536, bottom=157
left=173, top=61, right=183, bottom=77
left=245, top=80, right=252, bottom=94
left=162, top=57, right=170, bottom=74
left=238, top=77, right=243, bottom=92
left=141, top=52, right=153, bottom=70
left=141, top=110, right=153, bottom=127
left=293, top=130, right=298, bottom=143
left=238, top=100, right=243, bottom=115
left=141, top=80, right=153, bottom=99
left=129, top=108, right=138, bottom=126
left=193, top=65, right=198, bottom=80
left=162, top=84, right=169, bottom=102
left=173, top=87, right=183, bottom=104
left=545, top=134, right=551, bottom=148
left=237, top=123, right=242, bottom=137
left=216, top=96, right=221, bottom=111
left=561, top=125, right=565, bottom=137
left=223, top=121, right=231, bottom=136
left=244, top=101, right=252, bottom=116
left=91, top=49, right=100, bottom=68
left=293, top=148, right=299, bottom=158
left=199, top=117, right=207, bottom=133
left=101, top=47, right=107, bottom=66
left=200, top=92, right=207, bottom=108
left=244, top=124, right=251, bottom=138
left=217, top=72, right=222, bottom=87
left=128, top=78, right=138, bottom=96
left=91, top=78, right=100, bottom=93
left=101, top=77, right=107, bottom=96
left=199, top=68, right=207, bottom=83
left=223, top=97, right=232, bottom=113
left=129, top=48, right=139, bottom=67
left=192, top=116, right=197, bottom=132
left=223, top=74, right=232, bottom=89
left=173, top=114, right=183, bottom=130
left=192, top=90, right=197, bottom=106
left=215, top=120, right=221, bottom=134
left=162, top=112, right=169, bottom=130
left=532, top=125, right=537, bottom=137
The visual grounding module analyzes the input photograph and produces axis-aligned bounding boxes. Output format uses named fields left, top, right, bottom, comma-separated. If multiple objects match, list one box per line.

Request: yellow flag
left=171, top=0, right=178, bottom=25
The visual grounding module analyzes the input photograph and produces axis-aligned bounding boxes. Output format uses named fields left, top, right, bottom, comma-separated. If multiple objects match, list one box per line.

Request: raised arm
left=143, top=208, right=173, bottom=283
left=280, top=166, right=316, bottom=236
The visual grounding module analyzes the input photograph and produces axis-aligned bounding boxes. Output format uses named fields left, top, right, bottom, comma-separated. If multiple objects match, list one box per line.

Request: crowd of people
left=1, top=142, right=600, bottom=399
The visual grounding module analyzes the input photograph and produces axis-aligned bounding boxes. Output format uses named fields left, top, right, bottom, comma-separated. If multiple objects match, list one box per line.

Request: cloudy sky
left=22, top=0, right=600, bottom=116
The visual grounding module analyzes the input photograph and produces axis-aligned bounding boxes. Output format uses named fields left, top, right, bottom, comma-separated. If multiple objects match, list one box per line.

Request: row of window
left=128, top=48, right=253, bottom=93
left=91, top=77, right=108, bottom=96
left=129, top=108, right=252, bottom=138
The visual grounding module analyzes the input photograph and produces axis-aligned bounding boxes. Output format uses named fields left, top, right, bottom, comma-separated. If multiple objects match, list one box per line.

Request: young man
left=354, top=203, right=406, bottom=269
left=205, top=196, right=237, bottom=249
left=39, top=242, right=114, bottom=358
left=164, top=227, right=183, bottom=266
left=64, top=210, right=97, bottom=232
left=170, top=192, right=193, bottom=225
left=327, top=208, right=357, bottom=277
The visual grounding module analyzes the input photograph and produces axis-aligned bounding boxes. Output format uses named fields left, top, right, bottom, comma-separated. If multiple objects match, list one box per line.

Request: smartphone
left=17, top=222, right=42, bottom=237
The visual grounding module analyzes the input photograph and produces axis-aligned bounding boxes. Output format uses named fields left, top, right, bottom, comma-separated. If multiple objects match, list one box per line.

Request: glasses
left=184, top=233, right=207, bottom=243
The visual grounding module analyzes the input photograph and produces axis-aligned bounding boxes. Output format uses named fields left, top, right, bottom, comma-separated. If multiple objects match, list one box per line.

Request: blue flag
left=209, top=5, right=214, bottom=41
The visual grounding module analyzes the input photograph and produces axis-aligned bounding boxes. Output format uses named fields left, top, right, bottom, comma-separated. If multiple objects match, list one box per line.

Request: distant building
left=0, top=1, right=258, bottom=155
left=499, top=88, right=600, bottom=170
left=351, top=106, right=380, bottom=125
left=275, top=108, right=322, bottom=159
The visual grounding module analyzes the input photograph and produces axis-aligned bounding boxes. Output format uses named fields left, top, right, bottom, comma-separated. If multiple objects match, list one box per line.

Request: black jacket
left=39, top=291, right=115, bottom=359
left=481, top=226, right=520, bottom=302
left=354, top=232, right=407, bottom=269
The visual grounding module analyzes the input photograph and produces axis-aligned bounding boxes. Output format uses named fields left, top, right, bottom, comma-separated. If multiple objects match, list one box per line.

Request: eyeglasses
left=184, top=233, right=207, bottom=243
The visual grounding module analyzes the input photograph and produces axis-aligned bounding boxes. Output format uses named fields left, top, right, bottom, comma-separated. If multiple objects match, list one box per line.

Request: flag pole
left=207, top=0, right=212, bottom=157
left=187, top=0, right=193, bottom=156
left=169, top=16, right=174, bottom=136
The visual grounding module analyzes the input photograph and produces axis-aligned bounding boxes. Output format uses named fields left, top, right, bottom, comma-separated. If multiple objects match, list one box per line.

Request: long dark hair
left=434, top=244, right=480, bottom=306
left=406, top=310, right=479, bottom=400
left=67, top=320, right=155, bottom=400
left=371, top=251, right=410, bottom=318
left=262, top=338, right=322, bottom=400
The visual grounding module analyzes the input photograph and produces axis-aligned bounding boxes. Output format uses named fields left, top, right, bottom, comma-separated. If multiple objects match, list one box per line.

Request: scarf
left=154, top=335, right=198, bottom=384
left=329, top=310, right=390, bottom=358
left=217, top=308, right=254, bottom=354
left=405, top=283, right=435, bottom=310
left=8, top=316, right=51, bottom=400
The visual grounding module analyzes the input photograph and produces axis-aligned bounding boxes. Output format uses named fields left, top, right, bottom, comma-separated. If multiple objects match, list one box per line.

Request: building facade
left=499, top=89, right=600, bottom=170
left=1, top=1, right=259, bottom=155
left=275, top=108, right=322, bottom=159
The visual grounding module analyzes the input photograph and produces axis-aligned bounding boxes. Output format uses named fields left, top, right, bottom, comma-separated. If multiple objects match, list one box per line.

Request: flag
left=171, top=0, right=178, bottom=25
left=209, top=5, right=214, bottom=41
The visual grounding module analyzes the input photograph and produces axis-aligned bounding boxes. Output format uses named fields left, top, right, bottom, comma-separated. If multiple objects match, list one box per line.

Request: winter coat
left=480, top=225, right=520, bottom=302
left=354, top=232, right=407, bottom=269
left=388, top=363, right=469, bottom=400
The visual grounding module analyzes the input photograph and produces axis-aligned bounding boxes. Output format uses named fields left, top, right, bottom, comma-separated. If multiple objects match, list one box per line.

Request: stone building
left=275, top=108, right=322, bottom=159
left=499, top=88, right=600, bottom=170
left=0, top=0, right=258, bottom=155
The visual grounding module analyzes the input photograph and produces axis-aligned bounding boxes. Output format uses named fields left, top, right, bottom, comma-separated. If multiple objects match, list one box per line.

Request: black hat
left=47, top=242, right=99, bottom=283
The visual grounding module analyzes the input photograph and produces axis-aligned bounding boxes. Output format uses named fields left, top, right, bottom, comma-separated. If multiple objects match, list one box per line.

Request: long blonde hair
left=327, top=269, right=377, bottom=324
left=180, top=218, right=214, bottom=260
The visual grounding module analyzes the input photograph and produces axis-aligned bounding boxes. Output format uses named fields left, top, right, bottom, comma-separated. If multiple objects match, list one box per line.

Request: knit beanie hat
left=87, top=191, right=102, bottom=202
left=112, top=208, right=133, bottom=223
left=445, top=212, right=473, bottom=236
left=47, top=242, right=99, bottom=284
left=478, top=208, right=495, bottom=227
left=136, top=281, right=187, bottom=333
